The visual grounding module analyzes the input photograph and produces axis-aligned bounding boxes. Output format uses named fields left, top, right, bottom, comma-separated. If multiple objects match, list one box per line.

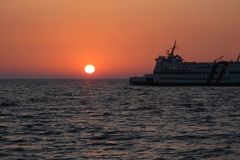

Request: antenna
left=170, top=41, right=177, bottom=55
left=214, top=56, right=223, bottom=62
left=237, top=53, right=240, bottom=62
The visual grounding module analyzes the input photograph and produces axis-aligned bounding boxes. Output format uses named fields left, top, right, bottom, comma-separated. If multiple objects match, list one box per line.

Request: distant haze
left=1, top=0, right=240, bottom=78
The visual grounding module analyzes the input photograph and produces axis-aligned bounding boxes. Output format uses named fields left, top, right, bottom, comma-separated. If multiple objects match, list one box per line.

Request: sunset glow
left=0, top=0, right=240, bottom=78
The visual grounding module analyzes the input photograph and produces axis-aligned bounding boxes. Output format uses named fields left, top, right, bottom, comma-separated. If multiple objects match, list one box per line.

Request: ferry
left=129, top=41, right=240, bottom=86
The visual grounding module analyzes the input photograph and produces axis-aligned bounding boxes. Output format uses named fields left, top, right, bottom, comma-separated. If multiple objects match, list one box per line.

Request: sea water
left=0, top=79, right=240, bottom=159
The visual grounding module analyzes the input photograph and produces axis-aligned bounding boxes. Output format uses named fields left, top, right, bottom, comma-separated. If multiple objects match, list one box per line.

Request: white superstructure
left=130, top=41, right=240, bottom=86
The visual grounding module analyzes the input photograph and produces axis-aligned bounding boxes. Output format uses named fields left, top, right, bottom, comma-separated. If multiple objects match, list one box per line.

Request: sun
left=84, top=64, right=95, bottom=74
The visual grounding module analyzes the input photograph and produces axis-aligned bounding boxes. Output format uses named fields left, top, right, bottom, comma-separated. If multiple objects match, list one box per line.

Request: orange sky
left=0, top=0, right=240, bottom=78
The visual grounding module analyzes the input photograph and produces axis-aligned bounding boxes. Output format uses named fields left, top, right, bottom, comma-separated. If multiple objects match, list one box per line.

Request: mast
left=170, top=41, right=177, bottom=55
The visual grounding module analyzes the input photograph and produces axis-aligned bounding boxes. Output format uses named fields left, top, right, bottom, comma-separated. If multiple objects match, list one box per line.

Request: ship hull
left=129, top=81, right=240, bottom=86
left=129, top=74, right=240, bottom=86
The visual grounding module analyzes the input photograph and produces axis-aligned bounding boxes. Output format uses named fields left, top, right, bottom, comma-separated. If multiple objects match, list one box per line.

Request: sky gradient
left=1, top=0, right=240, bottom=78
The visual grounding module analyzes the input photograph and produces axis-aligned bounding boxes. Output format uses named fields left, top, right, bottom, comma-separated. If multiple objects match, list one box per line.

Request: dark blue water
left=0, top=80, right=240, bottom=159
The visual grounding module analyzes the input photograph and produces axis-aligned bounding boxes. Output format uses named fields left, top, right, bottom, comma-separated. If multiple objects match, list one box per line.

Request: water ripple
left=0, top=80, right=240, bottom=159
